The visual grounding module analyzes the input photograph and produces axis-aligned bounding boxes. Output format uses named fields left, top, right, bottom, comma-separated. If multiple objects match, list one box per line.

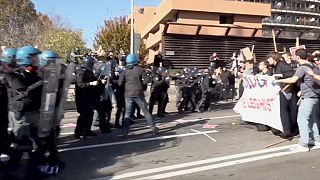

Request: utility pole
left=130, top=0, right=134, bottom=54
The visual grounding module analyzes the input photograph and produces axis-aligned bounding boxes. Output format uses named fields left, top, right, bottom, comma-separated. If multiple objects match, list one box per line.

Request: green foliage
left=41, top=28, right=86, bottom=61
left=94, top=16, right=130, bottom=55
left=0, top=0, right=41, bottom=47
left=0, top=0, right=87, bottom=61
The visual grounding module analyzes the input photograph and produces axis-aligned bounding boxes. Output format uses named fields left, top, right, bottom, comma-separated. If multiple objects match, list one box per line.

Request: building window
left=219, top=15, right=234, bottom=24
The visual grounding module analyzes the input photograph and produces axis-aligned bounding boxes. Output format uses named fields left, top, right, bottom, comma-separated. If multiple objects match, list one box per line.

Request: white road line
left=60, top=132, right=74, bottom=136
left=58, top=130, right=218, bottom=152
left=175, top=114, right=240, bottom=123
left=190, top=129, right=216, bottom=142
left=91, top=144, right=297, bottom=180
left=136, top=146, right=320, bottom=180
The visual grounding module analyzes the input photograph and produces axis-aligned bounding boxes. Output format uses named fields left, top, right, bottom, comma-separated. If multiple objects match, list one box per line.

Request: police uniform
left=75, top=66, right=96, bottom=137
left=0, top=65, right=9, bottom=156
left=7, top=66, right=43, bottom=166
left=149, top=72, right=166, bottom=116
left=112, top=67, right=125, bottom=128
left=196, top=74, right=216, bottom=112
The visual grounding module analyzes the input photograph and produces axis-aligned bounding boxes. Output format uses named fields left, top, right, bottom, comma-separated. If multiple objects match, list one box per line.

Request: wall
left=177, top=11, right=220, bottom=25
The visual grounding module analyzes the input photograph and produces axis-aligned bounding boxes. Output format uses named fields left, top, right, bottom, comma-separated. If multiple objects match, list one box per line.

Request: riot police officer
left=112, top=66, right=126, bottom=128
left=38, top=50, right=65, bottom=170
left=94, top=60, right=112, bottom=133
left=7, top=46, right=43, bottom=177
left=69, top=47, right=82, bottom=64
left=196, top=67, right=217, bottom=112
left=0, top=48, right=17, bottom=167
left=181, top=68, right=198, bottom=112
left=75, top=55, right=99, bottom=138
left=161, top=68, right=170, bottom=114
left=149, top=67, right=167, bottom=117
left=176, top=67, right=189, bottom=112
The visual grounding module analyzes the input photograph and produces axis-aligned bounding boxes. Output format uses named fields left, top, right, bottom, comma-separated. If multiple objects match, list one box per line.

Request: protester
left=276, top=49, right=320, bottom=152
left=209, top=52, right=219, bottom=68
left=268, top=52, right=299, bottom=138
left=258, top=61, right=272, bottom=75
left=118, top=54, right=158, bottom=137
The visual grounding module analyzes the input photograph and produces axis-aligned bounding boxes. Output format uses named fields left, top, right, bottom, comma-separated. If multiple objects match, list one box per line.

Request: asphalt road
left=2, top=102, right=320, bottom=180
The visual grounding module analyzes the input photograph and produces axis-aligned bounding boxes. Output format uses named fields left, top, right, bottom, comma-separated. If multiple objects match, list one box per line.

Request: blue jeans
left=123, top=97, right=155, bottom=132
left=297, top=98, right=320, bottom=147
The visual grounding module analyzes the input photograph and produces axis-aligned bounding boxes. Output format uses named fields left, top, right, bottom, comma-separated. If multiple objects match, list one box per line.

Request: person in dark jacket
left=112, top=66, right=126, bottom=128
left=149, top=67, right=166, bottom=117
left=118, top=54, right=158, bottom=137
left=220, top=67, right=231, bottom=101
left=0, top=48, right=17, bottom=166
left=7, top=46, right=45, bottom=177
left=75, top=56, right=100, bottom=138
left=196, top=67, right=216, bottom=112
left=267, top=51, right=299, bottom=138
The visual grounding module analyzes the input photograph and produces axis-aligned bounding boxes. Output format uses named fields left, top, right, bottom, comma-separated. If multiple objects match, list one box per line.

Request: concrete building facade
left=134, top=0, right=320, bottom=68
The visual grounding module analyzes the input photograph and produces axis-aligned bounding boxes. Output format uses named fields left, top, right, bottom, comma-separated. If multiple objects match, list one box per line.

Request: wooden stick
left=281, top=84, right=291, bottom=93
left=264, top=138, right=292, bottom=148
left=272, top=29, right=277, bottom=52
left=296, top=37, right=300, bottom=48
left=251, top=45, right=255, bottom=56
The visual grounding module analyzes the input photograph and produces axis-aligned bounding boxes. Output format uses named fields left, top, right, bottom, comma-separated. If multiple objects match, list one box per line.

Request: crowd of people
left=234, top=48, right=320, bottom=153
left=1, top=44, right=320, bottom=179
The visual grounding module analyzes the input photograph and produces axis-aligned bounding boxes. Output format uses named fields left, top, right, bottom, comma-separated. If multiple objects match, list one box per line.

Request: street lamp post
left=130, top=0, right=134, bottom=54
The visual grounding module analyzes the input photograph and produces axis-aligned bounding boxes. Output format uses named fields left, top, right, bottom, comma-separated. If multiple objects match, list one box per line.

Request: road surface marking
left=190, top=129, right=216, bottom=142
left=58, top=130, right=218, bottom=152
left=136, top=146, right=320, bottom=179
left=91, top=144, right=297, bottom=180
left=175, top=114, right=240, bottom=124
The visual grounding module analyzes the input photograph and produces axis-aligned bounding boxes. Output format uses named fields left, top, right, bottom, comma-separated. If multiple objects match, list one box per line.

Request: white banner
left=234, top=75, right=283, bottom=132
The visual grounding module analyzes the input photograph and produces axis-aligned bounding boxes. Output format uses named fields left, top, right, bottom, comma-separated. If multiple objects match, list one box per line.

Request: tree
left=41, top=28, right=86, bottom=60
left=40, top=15, right=86, bottom=61
left=94, top=16, right=130, bottom=55
left=0, top=0, right=41, bottom=47
left=0, top=0, right=87, bottom=59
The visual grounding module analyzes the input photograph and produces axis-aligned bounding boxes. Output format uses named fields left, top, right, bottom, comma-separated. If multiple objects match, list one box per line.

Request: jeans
left=123, top=97, right=155, bottom=132
left=297, top=98, right=320, bottom=147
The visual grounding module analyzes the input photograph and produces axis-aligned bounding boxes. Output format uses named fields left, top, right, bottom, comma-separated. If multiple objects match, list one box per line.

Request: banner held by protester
left=234, top=75, right=283, bottom=132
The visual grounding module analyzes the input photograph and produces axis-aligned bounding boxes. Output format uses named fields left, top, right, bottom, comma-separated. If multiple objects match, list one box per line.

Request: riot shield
left=97, top=62, right=111, bottom=81
left=38, top=60, right=62, bottom=138
left=54, top=61, right=76, bottom=128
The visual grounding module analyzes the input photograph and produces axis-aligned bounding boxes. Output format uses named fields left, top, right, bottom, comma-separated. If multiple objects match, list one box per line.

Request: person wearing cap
left=118, top=54, right=158, bottom=137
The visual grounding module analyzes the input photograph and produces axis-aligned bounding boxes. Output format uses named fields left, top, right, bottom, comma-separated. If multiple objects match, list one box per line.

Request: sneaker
left=314, top=141, right=320, bottom=146
left=152, top=127, right=159, bottom=135
left=289, top=145, right=310, bottom=152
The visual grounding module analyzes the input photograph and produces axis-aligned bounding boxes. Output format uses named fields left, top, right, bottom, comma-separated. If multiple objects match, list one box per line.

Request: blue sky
left=31, top=0, right=161, bottom=48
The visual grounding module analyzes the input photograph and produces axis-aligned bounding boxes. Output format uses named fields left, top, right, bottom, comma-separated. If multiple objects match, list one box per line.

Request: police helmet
left=183, top=67, right=190, bottom=75
left=83, top=56, right=95, bottom=69
left=16, top=46, right=41, bottom=66
left=1, top=48, right=17, bottom=64
left=156, top=67, right=164, bottom=74
left=126, top=54, right=138, bottom=65
left=208, top=66, right=214, bottom=75
left=115, top=66, right=125, bottom=74
left=40, top=50, right=59, bottom=66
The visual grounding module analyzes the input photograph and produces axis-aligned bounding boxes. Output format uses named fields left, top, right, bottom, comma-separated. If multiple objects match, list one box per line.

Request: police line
left=234, top=75, right=283, bottom=132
